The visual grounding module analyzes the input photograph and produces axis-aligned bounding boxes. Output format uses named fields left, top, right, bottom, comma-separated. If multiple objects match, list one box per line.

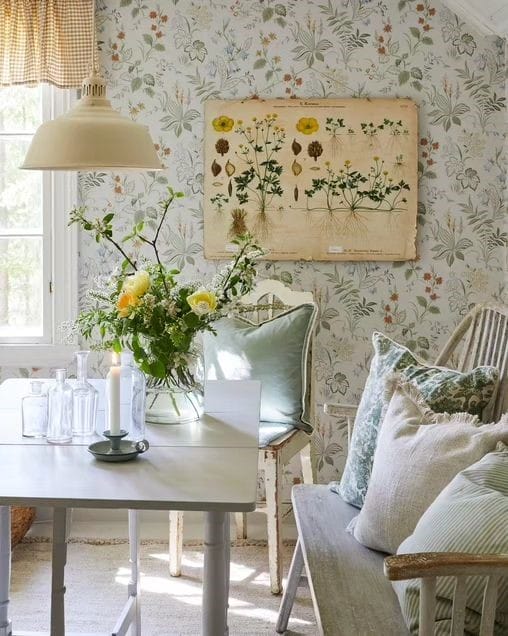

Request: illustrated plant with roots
left=233, top=114, right=285, bottom=236
left=210, top=192, right=229, bottom=214
left=305, top=157, right=410, bottom=235
left=384, top=118, right=409, bottom=152
left=360, top=121, right=385, bottom=149
left=325, top=117, right=346, bottom=158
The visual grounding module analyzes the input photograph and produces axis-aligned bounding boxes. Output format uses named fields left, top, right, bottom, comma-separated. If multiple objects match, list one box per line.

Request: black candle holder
left=88, top=429, right=149, bottom=462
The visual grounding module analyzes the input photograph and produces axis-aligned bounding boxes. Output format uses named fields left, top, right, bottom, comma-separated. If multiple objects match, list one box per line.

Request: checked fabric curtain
left=0, top=0, right=94, bottom=87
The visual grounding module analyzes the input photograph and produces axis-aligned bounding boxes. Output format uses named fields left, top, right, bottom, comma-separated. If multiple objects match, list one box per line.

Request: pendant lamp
left=21, top=2, right=162, bottom=171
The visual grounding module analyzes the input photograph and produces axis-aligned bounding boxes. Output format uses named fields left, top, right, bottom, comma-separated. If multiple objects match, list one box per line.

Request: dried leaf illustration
left=291, top=159, right=302, bottom=176
left=294, top=186, right=299, bottom=201
left=228, top=208, right=248, bottom=238
left=292, top=138, right=302, bottom=155
left=211, top=159, right=222, bottom=176
left=215, top=138, right=229, bottom=156
left=307, top=141, right=323, bottom=162
left=225, top=160, right=235, bottom=176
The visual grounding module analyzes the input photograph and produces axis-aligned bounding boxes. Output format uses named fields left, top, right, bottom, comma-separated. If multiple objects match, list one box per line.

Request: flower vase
left=145, top=385, right=204, bottom=424
left=145, top=350, right=204, bottom=425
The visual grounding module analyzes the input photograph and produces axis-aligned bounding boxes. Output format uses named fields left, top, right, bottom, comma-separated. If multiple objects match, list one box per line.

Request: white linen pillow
left=350, top=377, right=508, bottom=554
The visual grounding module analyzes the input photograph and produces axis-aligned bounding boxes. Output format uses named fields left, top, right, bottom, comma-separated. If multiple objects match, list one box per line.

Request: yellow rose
left=187, top=289, right=218, bottom=316
left=122, top=270, right=151, bottom=298
left=296, top=117, right=319, bottom=135
left=212, top=116, right=234, bottom=133
left=117, top=292, right=139, bottom=318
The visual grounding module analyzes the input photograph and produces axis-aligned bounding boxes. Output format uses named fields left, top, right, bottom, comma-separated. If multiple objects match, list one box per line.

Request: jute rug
left=10, top=538, right=317, bottom=635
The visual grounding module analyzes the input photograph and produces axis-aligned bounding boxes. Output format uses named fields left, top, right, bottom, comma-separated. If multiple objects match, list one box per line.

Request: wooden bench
left=277, top=485, right=508, bottom=635
left=277, top=485, right=409, bottom=635
left=277, top=305, right=508, bottom=635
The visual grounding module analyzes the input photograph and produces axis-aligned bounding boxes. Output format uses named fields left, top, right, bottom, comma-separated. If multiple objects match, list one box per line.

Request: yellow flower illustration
left=187, top=289, right=218, bottom=316
left=122, top=270, right=151, bottom=297
left=212, top=116, right=234, bottom=133
left=117, top=292, right=139, bottom=318
left=296, top=117, right=319, bottom=135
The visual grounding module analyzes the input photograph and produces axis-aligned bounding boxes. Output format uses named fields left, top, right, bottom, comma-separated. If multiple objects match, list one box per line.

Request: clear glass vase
left=145, top=350, right=204, bottom=425
left=22, top=381, right=48, bottom=438
left=121, top=351, right=146, bottom=441
left=145, top=385, right=204, bottom=425
left=72, top=351, right=98, bottom=436
left=47, top=369, right=73, bottom=444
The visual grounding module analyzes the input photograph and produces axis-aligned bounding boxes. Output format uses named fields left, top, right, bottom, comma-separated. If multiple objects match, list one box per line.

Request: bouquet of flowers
left=70, top=187, right=263, bottom=392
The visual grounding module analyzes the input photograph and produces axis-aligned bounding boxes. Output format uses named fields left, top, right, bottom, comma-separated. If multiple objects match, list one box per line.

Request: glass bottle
left=47, top=369, right=73, bottom=444
left=72, top=351, right=98, bottom=436
left=22, top=381, right=48, bottom=438
left=121, top=351, right=146, bottom=442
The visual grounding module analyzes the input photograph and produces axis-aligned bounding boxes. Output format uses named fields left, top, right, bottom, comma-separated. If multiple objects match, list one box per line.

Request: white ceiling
left=443, top=0, right=508, bottom=37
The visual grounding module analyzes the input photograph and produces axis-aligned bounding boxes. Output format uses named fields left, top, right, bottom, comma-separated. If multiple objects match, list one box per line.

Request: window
left=0, top=84, right=77, bottom=365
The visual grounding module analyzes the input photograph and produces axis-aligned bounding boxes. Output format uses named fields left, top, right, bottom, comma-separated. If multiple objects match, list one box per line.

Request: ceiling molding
left=443, top=0, right=508, bottom=38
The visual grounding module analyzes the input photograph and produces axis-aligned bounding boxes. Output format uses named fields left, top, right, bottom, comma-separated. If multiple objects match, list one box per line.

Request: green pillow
left=204, top=303, right=316, bottom=430
left=393, top=443, right=508, bottom=635
left=337, top=332, right=499, bottom=508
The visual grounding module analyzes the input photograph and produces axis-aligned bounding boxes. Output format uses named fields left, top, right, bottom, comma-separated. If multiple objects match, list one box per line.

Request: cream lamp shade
left=21, top=73, right=163, bottom=171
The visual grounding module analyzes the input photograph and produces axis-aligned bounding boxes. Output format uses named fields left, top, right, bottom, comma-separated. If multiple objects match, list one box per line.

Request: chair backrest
left=238, top=278, right=317, bottom=422
left=434, top=304, right=508, bottom=421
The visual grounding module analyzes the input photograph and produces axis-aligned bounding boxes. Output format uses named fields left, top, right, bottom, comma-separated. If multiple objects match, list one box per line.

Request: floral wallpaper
left=2, top=0, right=506, bottom=491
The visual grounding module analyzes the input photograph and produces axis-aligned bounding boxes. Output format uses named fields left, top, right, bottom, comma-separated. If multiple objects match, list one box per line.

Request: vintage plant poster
left=204, top=98, right=418, bottom=261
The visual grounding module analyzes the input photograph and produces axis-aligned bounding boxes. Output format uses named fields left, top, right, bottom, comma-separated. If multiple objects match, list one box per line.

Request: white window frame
left=0, top=84, right=78, bottom=366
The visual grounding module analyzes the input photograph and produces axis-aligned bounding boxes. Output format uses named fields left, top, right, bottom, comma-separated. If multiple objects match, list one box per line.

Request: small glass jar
left=47, top=369, right=73, bottom=444
left=121, top=351, right=146, bottom=442
left=72, top=351, right=98, bottom=436
left=22, top=381, right=48, bottom=438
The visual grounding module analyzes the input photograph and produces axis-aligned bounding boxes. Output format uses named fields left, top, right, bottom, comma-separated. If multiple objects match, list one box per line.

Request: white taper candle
left=107, top=356, right=121, bottom=435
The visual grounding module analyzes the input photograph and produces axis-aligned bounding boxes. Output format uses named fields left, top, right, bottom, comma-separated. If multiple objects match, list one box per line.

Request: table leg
left=128, top=510, right=140, bottom=636
left=51, top=507, right=70, bottom=636
left=202, top=511, right=230, bottom=636
left=0, top=507, right=12, bottom=636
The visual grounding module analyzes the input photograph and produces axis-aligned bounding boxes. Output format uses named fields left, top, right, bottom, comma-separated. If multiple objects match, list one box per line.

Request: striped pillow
left=393, top=443, right=508, bottom=635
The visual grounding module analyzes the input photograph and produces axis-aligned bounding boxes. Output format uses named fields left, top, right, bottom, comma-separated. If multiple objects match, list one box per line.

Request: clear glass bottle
left=72, top=351, right=98, bottom=436
left=121, top=351, right=146, bottom=442
left=47, top=369, right=73, bottom=444
left=22, top=381, right=48, bottom=438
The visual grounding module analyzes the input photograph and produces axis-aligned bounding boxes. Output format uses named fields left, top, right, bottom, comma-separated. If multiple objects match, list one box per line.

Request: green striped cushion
left=393, top=442, right=508, bottom=635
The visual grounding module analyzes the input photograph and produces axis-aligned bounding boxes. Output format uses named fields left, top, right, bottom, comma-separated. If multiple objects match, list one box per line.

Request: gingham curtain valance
left=0, top=0, right=94, bottom=88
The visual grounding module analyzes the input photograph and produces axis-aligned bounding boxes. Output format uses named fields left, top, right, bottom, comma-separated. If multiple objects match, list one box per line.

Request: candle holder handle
left=103, top=429, right=128, bottom=452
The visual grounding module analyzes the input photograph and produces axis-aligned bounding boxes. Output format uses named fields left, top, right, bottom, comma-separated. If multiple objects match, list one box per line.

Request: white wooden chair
left=169, top=279, right=317, bottom=594
left=278, top=303, right=508, bottom=634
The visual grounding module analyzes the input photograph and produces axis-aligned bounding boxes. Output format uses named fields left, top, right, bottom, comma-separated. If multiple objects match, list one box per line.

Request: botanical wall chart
left=204, top=98, right=418, bottom=260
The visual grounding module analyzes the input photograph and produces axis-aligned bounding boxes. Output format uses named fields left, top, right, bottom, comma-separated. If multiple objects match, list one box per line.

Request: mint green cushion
left=393, top=443, right=508, bottom=635
left=204, top=304, right=316, bottom=431
left=337, top=332, right=499, bottom=508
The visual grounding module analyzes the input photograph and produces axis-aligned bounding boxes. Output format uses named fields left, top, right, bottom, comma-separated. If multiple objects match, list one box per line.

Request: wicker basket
left=11, top=507, right=36, bottom=547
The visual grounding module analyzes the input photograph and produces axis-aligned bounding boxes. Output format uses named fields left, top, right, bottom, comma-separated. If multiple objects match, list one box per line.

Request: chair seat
left=259, top=421, right=296, bottom=447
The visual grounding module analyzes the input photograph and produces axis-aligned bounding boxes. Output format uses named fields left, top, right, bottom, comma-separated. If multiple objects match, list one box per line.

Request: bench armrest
left=384, top=552, right=508, bottom=581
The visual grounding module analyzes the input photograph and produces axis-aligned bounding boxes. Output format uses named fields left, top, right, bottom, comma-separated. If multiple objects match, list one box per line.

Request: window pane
left=0, top=237, right=43, bottom=337
left=0, top=86, right=42, bottom=132
left=0, top=138, right=42, bottom=231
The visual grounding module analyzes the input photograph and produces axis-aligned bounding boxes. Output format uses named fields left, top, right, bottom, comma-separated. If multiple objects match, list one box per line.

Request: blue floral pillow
left=335, top=332, right=499, bottom=508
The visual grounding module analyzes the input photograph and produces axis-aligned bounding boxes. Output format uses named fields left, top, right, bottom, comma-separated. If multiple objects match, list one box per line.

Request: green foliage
left=71, top=190, right=263, bottom=389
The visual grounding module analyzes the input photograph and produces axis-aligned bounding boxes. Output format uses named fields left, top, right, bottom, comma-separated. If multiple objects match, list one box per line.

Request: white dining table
left=0, top=378, right=261, bottom=636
